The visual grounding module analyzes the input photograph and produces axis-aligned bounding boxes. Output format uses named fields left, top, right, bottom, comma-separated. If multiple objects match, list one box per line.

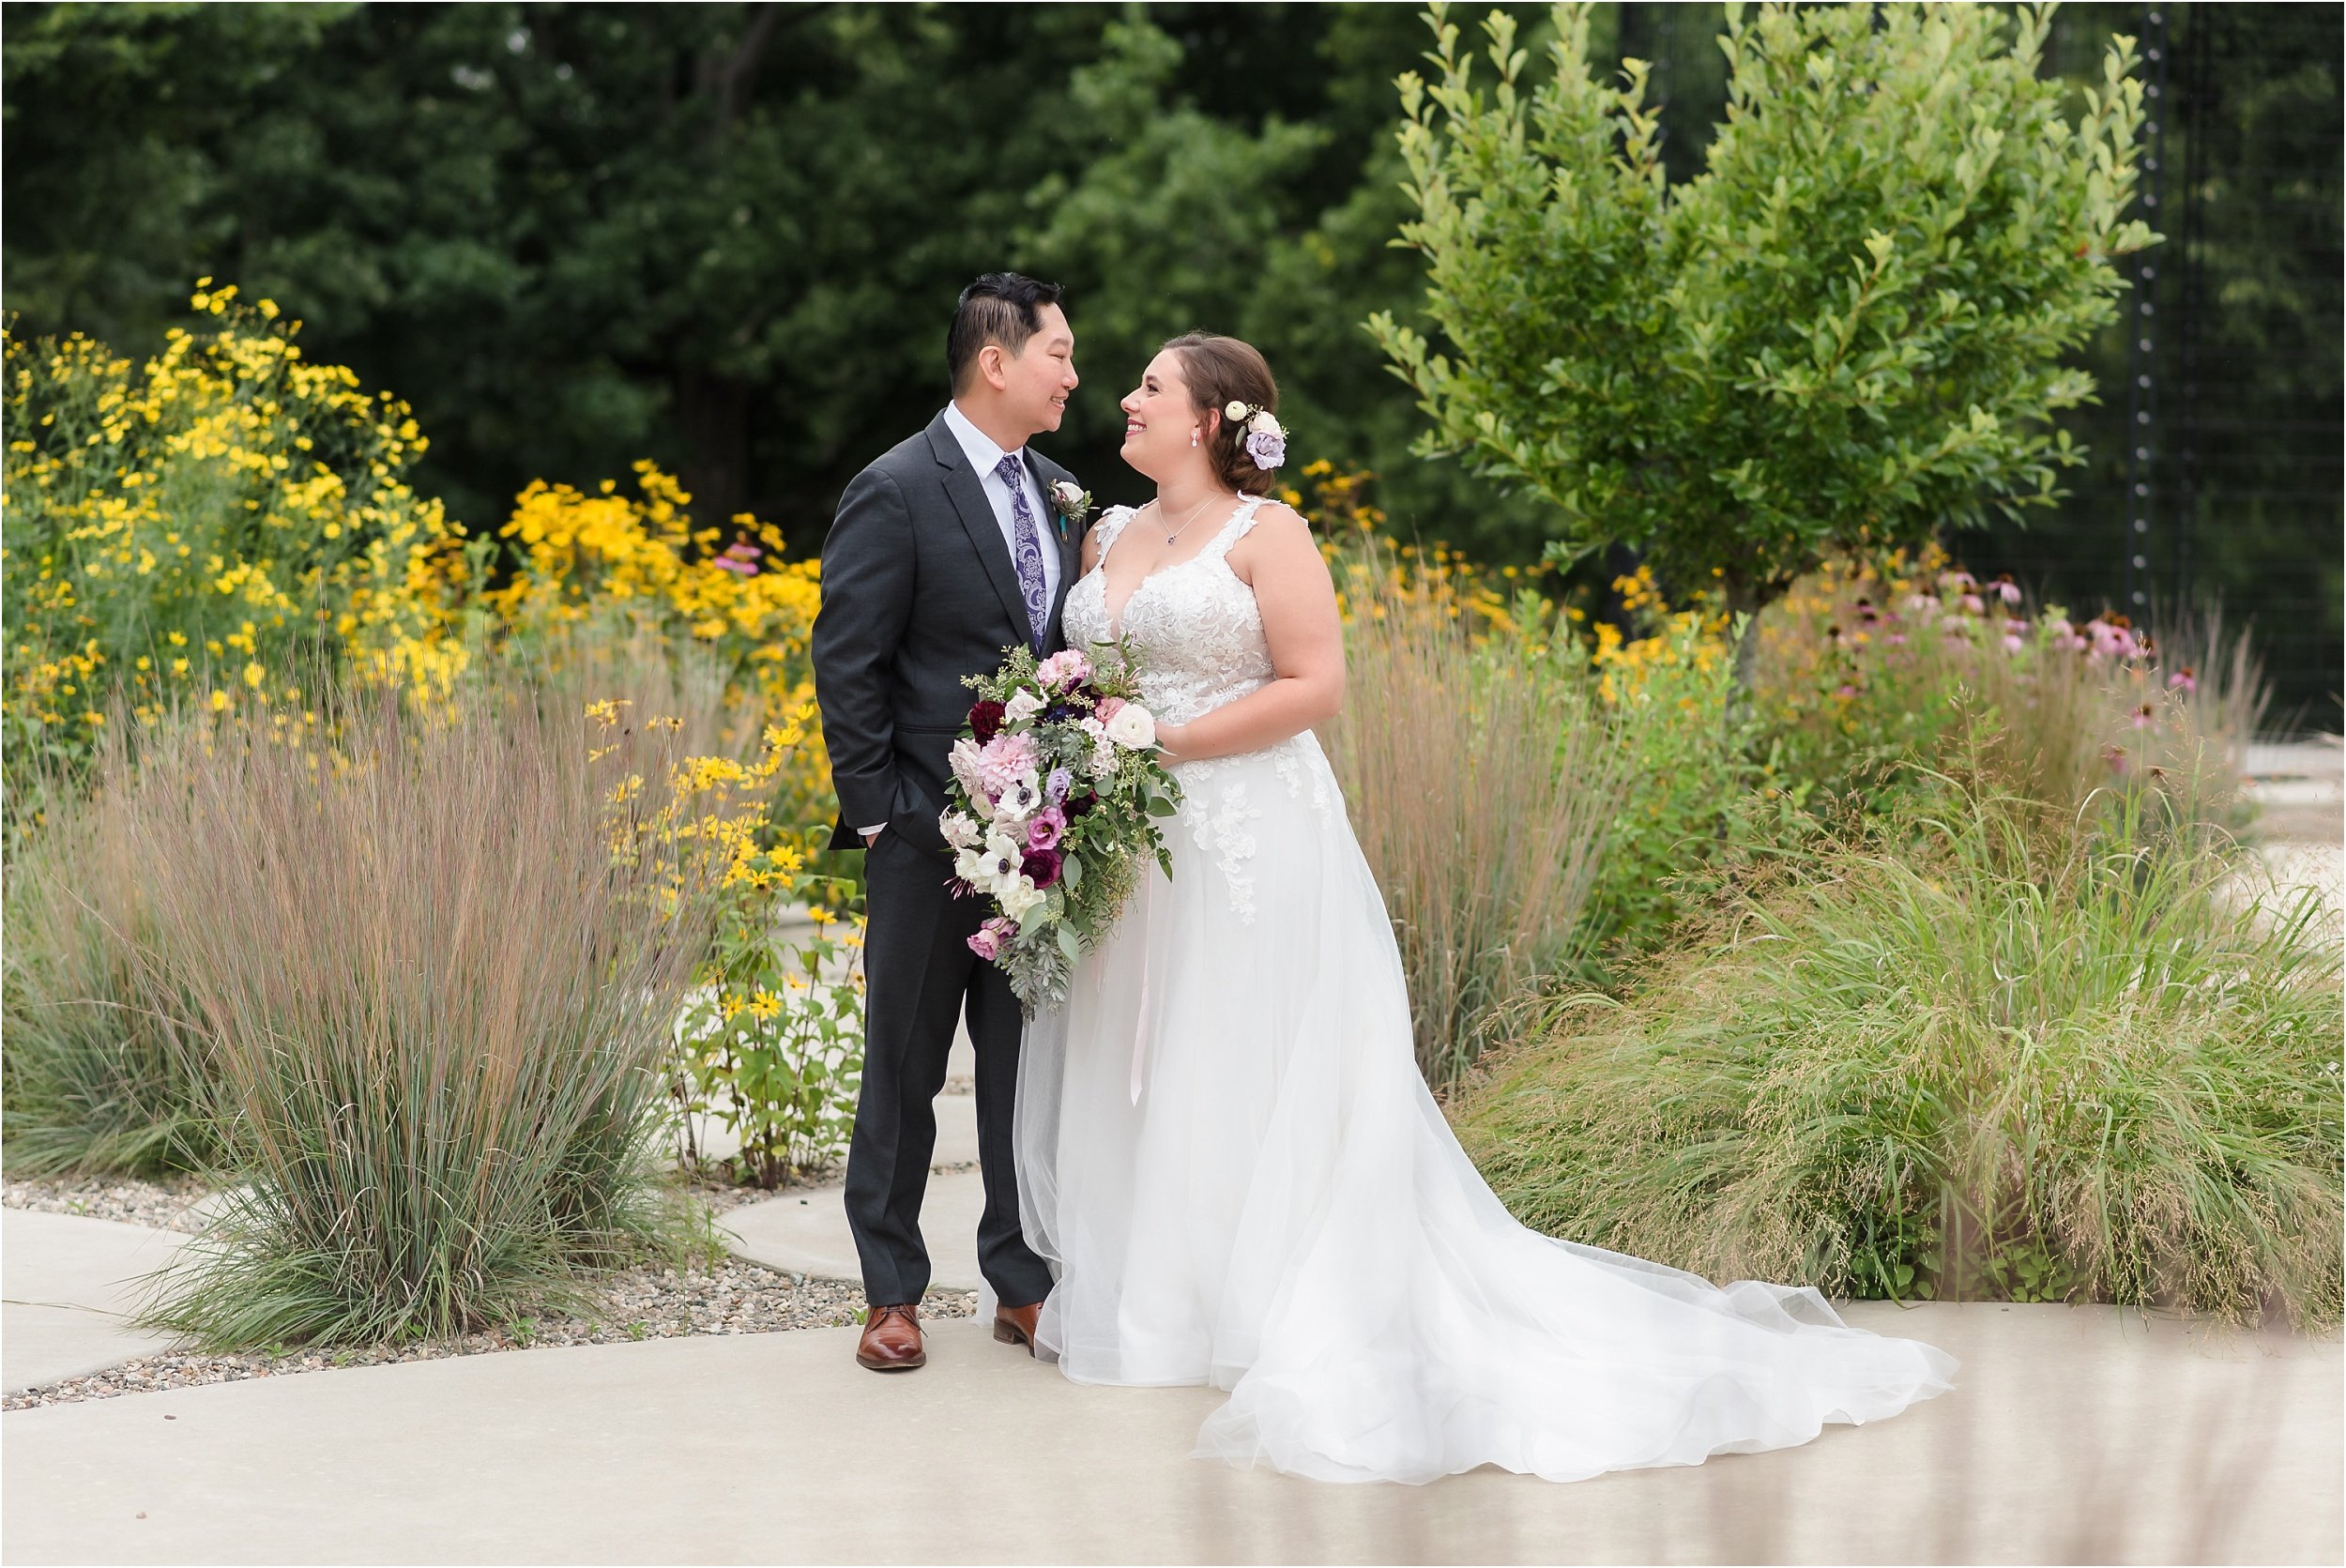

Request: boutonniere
left=1048, top=479, right=1093, bottom=534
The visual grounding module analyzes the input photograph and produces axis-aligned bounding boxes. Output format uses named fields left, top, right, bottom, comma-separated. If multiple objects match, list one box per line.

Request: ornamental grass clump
left=1454, top=765, right=2344, bottom=1328
left=1323, top=546, right=1623, bottom=1091
left=129, top=671, right=724, bottom=1348
left=2, top=747, right=214, bottom=1177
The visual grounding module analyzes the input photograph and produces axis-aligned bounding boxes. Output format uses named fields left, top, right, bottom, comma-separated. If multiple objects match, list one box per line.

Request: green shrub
left=1372, top=2, right=2154, bottom=664
left=128, top=671, right=723, bottom=1348
left=1753, top=553, right=2263, bottom=837
left=1453, top=766, right=2343, bottom=1327
left=673, top=906, right=864, bottom=1188
left=1577, top=606, right=1816, bottom=966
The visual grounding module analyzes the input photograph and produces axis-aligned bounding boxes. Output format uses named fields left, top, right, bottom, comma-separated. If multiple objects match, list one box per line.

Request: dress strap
left=1200, top=494, right=1273, bottom=561
left=1091, top=505, right=1138, bottom=563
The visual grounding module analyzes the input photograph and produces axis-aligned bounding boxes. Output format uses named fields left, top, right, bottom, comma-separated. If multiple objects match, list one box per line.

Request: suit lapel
left=1026, top=451, right=1083, bottom=653
left=926, top=416, right=1035, bottom=646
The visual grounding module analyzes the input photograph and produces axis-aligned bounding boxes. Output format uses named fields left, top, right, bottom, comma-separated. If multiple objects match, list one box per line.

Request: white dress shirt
left=940, top=400, right=1060, bottom=608
left=861, top=404, right=1060, bottom=841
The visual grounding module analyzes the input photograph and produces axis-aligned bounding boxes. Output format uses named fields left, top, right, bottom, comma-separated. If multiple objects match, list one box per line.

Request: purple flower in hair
left=1244, top=428, right=1286, bottom=470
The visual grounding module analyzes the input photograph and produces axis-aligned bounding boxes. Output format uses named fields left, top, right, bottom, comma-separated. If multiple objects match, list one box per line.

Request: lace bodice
left=1062, top=497, right=1276, bottom=726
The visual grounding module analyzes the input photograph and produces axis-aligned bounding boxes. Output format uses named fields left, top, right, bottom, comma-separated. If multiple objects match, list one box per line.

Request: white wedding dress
left=1012, top=495, right=1955, bottom=1484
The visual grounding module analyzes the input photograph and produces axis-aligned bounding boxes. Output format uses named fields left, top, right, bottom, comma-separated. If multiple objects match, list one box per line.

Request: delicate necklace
left=1153, top=492, right=1227, bottom=546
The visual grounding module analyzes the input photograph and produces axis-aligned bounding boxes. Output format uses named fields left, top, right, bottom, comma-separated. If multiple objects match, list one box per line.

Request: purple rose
left=1244, top=428, right=1286, bottom=470
left=1021, top=847, right=1063, bottom=888
left=1045, top=767, right=1074, bottom=804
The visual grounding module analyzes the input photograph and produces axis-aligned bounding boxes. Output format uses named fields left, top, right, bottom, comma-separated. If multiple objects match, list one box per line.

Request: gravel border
left=4, top=1174, right=214, bottom=1233
left=2, top=1175, right=981, bottom=1410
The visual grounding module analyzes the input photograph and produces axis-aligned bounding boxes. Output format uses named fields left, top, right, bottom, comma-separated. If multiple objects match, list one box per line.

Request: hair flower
left=1224, top=401, right=1248, bottom=421
left=1242, top=409, right=1286, bottom=471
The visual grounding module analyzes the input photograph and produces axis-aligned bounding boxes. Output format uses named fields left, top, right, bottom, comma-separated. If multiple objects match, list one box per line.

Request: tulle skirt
left=1013, top=733, right=1956, bottom=1484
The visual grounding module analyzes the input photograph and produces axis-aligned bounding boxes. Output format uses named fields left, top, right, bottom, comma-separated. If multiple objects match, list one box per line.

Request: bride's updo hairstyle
left=1163, top=332, right=1282, bottom=497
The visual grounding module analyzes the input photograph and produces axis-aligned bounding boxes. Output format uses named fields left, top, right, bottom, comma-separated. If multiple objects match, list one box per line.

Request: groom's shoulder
left=861, top=424, right=942, bottom=485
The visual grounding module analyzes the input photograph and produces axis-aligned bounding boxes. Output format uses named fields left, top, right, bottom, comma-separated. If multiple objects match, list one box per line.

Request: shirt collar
left=942, top=401, right=1025, bottom=482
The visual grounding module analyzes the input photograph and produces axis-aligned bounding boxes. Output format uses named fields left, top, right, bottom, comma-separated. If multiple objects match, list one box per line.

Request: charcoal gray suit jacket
left=812, top=413, right=1085, bottom=859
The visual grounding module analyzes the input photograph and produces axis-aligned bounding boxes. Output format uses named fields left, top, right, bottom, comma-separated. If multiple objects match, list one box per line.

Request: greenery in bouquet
left=943, top=645, right=1181, bottom=1015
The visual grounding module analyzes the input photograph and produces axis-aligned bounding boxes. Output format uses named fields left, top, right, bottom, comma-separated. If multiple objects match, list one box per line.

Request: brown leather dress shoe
left=857, top=1302, right=924, bottom=1371
left=993, top=1300, right=1042, bottom=1357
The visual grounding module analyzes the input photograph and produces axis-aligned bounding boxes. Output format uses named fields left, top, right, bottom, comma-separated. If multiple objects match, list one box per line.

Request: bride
left=1012, top=331, right=1956, bottom=1485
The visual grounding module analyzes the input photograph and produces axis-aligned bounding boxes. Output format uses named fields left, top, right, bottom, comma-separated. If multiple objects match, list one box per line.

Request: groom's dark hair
left=949, top=273, right=1065, bottom=393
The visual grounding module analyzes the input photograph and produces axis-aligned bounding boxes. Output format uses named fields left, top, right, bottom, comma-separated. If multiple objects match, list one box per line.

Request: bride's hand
left=1153, top=721, right=1190, bottom=760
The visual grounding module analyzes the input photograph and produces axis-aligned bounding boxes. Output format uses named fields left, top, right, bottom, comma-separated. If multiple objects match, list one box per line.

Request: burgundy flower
left=1021, top=847, right=1063, bottom=887
left=968, top=700, right=1007, bottom=742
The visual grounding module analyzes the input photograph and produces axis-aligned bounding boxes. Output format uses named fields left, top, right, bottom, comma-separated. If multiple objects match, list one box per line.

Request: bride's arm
left=1154, top=506, right=1343, bottom=763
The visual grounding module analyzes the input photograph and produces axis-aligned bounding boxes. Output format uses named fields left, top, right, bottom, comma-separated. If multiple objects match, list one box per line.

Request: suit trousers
left=846, top=830, right=1054, bottom=1308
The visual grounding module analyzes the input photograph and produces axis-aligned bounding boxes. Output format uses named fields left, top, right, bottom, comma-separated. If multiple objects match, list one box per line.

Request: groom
left=812, top=273, right=1085, bottom=1372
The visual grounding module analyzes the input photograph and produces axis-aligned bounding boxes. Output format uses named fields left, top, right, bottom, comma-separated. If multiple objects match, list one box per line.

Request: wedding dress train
left=1013, top=496, right=1955, bottom=1484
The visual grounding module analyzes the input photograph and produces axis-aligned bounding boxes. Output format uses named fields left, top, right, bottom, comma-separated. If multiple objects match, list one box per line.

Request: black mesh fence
left=1623, top=1, right=2341, bottom=735
left=1963, top=3, right=2343, bottom=736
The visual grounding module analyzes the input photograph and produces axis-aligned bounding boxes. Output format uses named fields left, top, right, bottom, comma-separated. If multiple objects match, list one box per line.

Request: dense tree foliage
left=5, top=2, right=2335, bottom=722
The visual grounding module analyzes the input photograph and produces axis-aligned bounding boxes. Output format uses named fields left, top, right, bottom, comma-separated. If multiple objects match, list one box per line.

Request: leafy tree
left=1370, top=2, right=2156, bottom=683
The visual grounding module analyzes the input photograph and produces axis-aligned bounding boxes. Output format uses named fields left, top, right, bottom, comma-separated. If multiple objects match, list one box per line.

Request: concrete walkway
left=5, top=1302, right=2337, bottom=1564
left=724, top=1170, right=987, bottom=1293
left=2, top=1210, right=185, bottom=1394
left=721, top=1023, right=986, bottom=1289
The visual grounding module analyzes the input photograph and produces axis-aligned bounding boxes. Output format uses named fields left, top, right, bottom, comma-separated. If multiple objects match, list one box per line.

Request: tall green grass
left=127, top=673, right=721, bottom=1347
left=1454, top=765, right=2343, bottom=1326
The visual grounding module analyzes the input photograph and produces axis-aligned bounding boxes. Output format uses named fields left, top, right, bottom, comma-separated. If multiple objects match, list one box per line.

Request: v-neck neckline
left=1096, top=498, right=1259, bottom=637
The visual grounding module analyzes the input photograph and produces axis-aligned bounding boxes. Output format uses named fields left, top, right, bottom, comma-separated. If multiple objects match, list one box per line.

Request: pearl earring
left=1190, top=430, right=1200, bottom=448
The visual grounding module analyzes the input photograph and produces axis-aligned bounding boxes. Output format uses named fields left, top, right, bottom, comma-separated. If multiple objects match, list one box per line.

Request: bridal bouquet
left=943, top=645, right=1181, bottom=1014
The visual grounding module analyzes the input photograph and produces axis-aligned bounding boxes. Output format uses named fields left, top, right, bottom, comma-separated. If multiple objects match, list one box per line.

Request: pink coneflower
left=1996, top=579, right=2022, bottom=605
left=723, top=541, right=764, bottom=561
left=712, top=556, right=755, bottom=575
left=2001, top=634, right=2024, bottom=654
left=1959, top=593, right=1985, bottom=615
left=2168, top=666, right=2199, bottom=693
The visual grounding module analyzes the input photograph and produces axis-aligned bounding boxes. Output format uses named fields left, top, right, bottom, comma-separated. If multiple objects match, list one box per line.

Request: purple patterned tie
left=996, top=453, right=1050, bottom=651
